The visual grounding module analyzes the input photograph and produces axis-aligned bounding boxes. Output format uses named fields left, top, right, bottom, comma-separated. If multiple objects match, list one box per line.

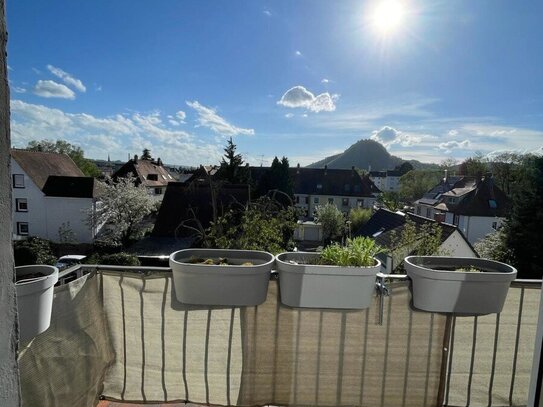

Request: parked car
left=55, top=255, right=87, bottom=271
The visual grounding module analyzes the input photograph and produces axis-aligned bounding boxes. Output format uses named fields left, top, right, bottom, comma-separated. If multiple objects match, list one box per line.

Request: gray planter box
left=276, top=252, right=381, bottom=309
left=405, top=256, right=517, bottom=315
left=169, top=249, right=274, bottom=306
left=16, top=265, right=59, bottom=342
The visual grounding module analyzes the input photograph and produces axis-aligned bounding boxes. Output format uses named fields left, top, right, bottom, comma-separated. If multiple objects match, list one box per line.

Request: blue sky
left=7, top=0, right=543, bottom=167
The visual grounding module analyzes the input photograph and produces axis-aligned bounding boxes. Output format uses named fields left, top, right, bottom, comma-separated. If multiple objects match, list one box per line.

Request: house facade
left=290, top=165, right=381, bottom=216
left=369, top=170, right=402, bottom=193
left=11, top=150, right=98, bottom=243
left=113, top=154, right=174, bottom=200
left=414, top=173, right=510, bottom=244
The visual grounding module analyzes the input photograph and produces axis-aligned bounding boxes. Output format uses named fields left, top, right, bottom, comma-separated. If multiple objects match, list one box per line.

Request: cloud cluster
left=277, top=86, right=338, bottom=113
left=370, top=126, right=422, bottom=148
left=439, top=139, right=471, bottom=153
left=186, top=100, right=255, bottom=136
left=10, top=99, right=223, bottom=166
left=33, top=80, right=75, bottom=99
left=47, top=65, right=86, bottom=92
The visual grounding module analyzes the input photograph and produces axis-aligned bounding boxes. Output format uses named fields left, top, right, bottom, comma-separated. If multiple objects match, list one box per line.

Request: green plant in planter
left=320, top=237, right=385, bottom=267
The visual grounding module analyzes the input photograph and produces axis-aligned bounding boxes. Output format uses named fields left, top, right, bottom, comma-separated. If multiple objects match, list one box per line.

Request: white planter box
left=405, top=256, right=517, bottom=315
left=169, top=249, right=274, bottom=306
left=276, top=252, right=381, bottom=309
left=16, top=265, right=59, bottom=342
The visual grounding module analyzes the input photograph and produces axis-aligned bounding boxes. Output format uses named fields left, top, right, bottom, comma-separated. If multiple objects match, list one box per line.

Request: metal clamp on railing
left=376, top=273, right=390, bottom=325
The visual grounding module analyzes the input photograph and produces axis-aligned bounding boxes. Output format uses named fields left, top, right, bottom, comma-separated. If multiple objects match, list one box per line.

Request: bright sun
left=372, top=1, right=405, bottom=34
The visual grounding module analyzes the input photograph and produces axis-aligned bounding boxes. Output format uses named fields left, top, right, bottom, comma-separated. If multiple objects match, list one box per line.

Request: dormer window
left=316, top=183, right=322, bottom=190
left=488, top=199, right=497, bottom=209
left=147, top=174, right=158, bottom=181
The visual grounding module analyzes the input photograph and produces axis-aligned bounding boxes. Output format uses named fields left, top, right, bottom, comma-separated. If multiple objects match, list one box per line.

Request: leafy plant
left=88, top=252, right=141, bottom=266
left=13, top=237, right=57, bottom=266
left=319, top=237, right=385, bottom=267
left=348, top=207, right=372, bottom=233
left=315, top=203, right=345, bottom=242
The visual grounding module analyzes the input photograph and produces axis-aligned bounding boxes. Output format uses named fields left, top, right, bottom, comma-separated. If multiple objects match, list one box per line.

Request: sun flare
left=372, top=1, right=405, bottom=34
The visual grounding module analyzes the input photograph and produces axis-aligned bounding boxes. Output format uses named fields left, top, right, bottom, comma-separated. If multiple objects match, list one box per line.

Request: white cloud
left=263, top=9, right=272, bottom=16
left=169, top=119, right=180, bottom=126
left=295, top=50, right=302, bottom=56
left=321, top=78, right=330, bottom=84
left=12, top=86, right=26, bottom=94
left=370, top=126, right=422, bottom=148
left=10, top=99, right=223, bottom=166
left=176, top=110, right=186, bottom=123
left=438, top=139, right=471, bottom=153
left=186, top=100, right=255, bottom=136
left=448, top=129, right=458, bottom=136
left=277, top=85, right=339, bottom=113
left=46, top=65, right=86, bottom=92
left=285, top=113, right=294, bottom=118
left=33, top=80, right=75, bottom=99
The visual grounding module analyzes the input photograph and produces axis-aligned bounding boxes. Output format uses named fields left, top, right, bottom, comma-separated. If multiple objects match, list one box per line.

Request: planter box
left=276, top=252, right=381, bottom=309
left=169, top=249, right=274, bottom=306
left=16, top=265, right=59, bottom=342
left=405, top=256, right=517, bottom=315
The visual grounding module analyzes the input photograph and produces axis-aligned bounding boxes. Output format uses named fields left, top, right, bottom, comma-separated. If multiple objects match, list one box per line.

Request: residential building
left=356, top=208, right=477, bottom=273
left=414, top=173, right=510, bottom=244
left=10, top=149, right=99, bottom=243
left=112, top=154, right=174, bottom=200
left=369, top=170, right=402, bottom=193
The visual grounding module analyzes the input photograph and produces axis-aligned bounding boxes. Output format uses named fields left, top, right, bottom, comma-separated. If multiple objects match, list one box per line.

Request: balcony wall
left=17, top=267, right=540, bottom=407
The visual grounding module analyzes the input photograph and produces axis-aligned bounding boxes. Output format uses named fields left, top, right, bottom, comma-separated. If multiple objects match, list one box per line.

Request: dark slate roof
left=42, top=176, right=97, bottom=198
left=447, top=177, right=510, bottom=217
left=11, top=149, right=84, bottom=189
left=355, top=208, right=462, bottom=250
left=288, top=167, right=379, bottom=197
left=152, top=182, right=250, bottom=237
left=113, top=158, right=174, bottom=188
left=418, top=176, right=474, bottom=201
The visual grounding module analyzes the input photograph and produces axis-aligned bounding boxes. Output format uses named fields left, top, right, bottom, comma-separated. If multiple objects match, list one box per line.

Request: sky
left=6, top=0, right=543, bottom=167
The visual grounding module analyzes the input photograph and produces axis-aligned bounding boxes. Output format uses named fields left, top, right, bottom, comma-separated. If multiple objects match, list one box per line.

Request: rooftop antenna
left=259, top=154, right=265, bottom=167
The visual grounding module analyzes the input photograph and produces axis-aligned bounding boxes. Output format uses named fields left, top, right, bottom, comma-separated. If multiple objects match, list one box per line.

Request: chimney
left=133, top=154, right=138, bottom=162
left=324, top=164, right=328, bottom=175
left=297, top=163, right=300, bottom=174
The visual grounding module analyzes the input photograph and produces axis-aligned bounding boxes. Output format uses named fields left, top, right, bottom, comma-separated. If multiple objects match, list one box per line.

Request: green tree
left=26, top=139, right=101, bottom=177
left=503, top=155, right=543, bottom=278
left=13, top=237, right=56, bottom=266
left=377, top=191, right=401, bottom=211
left=217, top=137, right=247, bottom=183
left=87, top=175, right=155, bottom=247
left=315, top=203, right=345, bottom=243
left=458, top=153, right=487, bottom=178
left=348, top=207, right=373, bottom=233
left=205, top=195, right=298, bottom=254
left=399, top=170, right=442, bottom=203
left=474, top=228, right=511, bottom=262
left=141, top=148, right=153, bottom=160
left=395, top=161, right=414, bottom=175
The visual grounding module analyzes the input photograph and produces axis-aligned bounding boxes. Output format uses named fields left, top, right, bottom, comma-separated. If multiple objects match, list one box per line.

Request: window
left=154, top=187, right=162, bottom=195
left=492, top=221, right=498, bottom=230
left=17, top=222, right=29, bottom=236
left=328, top=198, right=334, bottom=204
left=354, top=185, right=361, bottom=193
left=304, top=197, right=309, bottom=204
left=426, top=208, right=431, bottom=218
left=16, top=198, right=28, bottom=212
left=357, top=199, right=364, bottom=207
left=314, top=197, right=319, bottom=204
left=295, top=196, right=300, bottom=204
left=13, top=174, right=24, bottom=188
left=147, top=174, right=158, bottom=181
left=453, top=214, right=460, bottom=226
left=448, top=197, right=456, bottom=204
left=342, top=198, right=349, bottom=206
left=488, top=199, right=497, bottom=209
left=316, top=183, right=322, bottom=190
left=416, top=206, right=421, bottom=215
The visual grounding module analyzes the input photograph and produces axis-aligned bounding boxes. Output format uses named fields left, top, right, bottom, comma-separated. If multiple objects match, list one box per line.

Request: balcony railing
left=18, top=265, right=541, bottom=407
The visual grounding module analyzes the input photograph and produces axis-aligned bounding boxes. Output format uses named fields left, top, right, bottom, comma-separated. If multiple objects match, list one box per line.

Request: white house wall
left=459, top=216, right=504, bottom=245
left=441, top=231, right=477, bottom=258
left=44, top=197, right=95, bottom=243
left=295, top=194, right=376, bottom=215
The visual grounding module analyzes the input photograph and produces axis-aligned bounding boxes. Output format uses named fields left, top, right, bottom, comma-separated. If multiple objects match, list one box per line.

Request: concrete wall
left=0, top=0, right=22, bottom=402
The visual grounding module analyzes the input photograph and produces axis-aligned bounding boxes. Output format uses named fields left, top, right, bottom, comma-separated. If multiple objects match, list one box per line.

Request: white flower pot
left=276, top=252, right=381, bottom=309
left=169, top=249, right=274, bottom=306
left=405, top=256, right=517, bottom=315
left=16, top=265, right=59, bottom=342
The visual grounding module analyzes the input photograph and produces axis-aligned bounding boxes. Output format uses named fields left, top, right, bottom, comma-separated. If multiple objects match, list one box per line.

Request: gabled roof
left=448, top=176, right=510, bottom=217
left=289, top=167, right=380, bottom=197
left=11, top=149, right=84, bottom=189
left=113, top=158, right=174, bottom=188
left=152, top=182, right=250, bottom=237
left=355, top=208, right=463, bottom=250
left=42, top=176, right=98, bottom=198
left=418, top=175, right=474, bottom=202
